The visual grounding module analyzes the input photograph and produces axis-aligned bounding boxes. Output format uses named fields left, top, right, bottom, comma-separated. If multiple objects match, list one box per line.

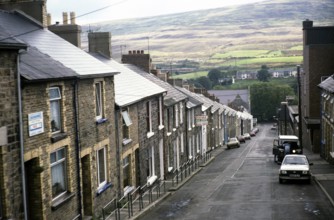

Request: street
left=137, top=123, right=334, bottom=220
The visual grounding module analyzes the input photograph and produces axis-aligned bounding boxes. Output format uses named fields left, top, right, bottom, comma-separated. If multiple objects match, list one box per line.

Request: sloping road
left=137, top=124, right=334, bottom=220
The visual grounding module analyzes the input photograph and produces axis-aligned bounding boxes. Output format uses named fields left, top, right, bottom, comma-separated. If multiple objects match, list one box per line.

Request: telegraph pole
left=297, top=65, right=303, bottom=150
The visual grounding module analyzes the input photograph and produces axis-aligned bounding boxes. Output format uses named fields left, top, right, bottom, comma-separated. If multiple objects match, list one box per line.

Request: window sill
left=188, top=128, right=192, bottom=131
left=147, top=175, right=157, bottom=186
left=51, top=191, right=75, bottom=211
left=168, top=167, right=173, bottom=172
left=330, top=152, right=334, bottom=158
left=158, top=125, right=165, bottom=130
left=167, top=132, right=172, bottom=137
left=51, top=132, right=67, bottom=143
left=147, top=132, right=155, bottom=138
left=122, top=138, right=132, bottom=146
left=96, top=182, right=113, bottom=196
left=96, top=118, right=108, bottom=125
left=172, top=128, right=176, bottom=132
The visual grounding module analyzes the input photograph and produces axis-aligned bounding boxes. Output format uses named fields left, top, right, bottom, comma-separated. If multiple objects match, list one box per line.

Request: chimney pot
left=133, top=50, right=136, bottom=54
left=47, top=13, right=51, bottom=26
left=70, top=12, right=76, bottom=25
left=63, top=12, right=68, bottom=25
left=137, top=50, right=140, bottom=54
left=141, top=50, right=144, bottom=54
left=129, top=51, right=132, bottom=54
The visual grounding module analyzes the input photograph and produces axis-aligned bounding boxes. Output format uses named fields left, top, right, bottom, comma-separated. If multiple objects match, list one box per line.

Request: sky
left=47, top=0, right=267, bottom=25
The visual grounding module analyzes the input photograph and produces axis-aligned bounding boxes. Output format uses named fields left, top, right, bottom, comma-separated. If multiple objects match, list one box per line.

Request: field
left=84, top=0, right=334, bottom=72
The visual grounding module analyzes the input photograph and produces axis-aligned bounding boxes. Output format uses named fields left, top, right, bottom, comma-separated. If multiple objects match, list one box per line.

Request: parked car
left=227, top=137, right=240, bottom=149
left=237, top=135, right=245, bottom=143
left=250, top=131, right=256, bottom=137
left=243, top=133, right=251, bottom=140
left=252, top=127, right=259, bottom=133
left=279, top=154, right=313, bottom=184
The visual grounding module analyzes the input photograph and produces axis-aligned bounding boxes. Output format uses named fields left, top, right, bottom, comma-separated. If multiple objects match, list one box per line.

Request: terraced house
left=87, top=32, right=166, bottom=193
left=318, top=75, right=334, bottom=164
left=0, top=3, right=120, bottom=219
left=123, top=55, right=188, bottom=175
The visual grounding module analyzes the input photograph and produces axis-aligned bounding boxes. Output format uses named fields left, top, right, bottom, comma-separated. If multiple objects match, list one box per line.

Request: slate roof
left=208, top=89, right=250, bottom=111
left=0, top=10, right=119, bottom=80
left=175, top=87, right=212, bottom=112
left=175, top=87, right=203, bottom=109
left=318, top=75, right=334, bottom=93
left=91, top=54, right=166, bottom=107
left=125, top=65, right=187, bottom=107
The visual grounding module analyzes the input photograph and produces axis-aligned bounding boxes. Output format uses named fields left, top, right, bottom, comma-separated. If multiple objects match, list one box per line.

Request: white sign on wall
left=28, top=111, right=44, bottom=136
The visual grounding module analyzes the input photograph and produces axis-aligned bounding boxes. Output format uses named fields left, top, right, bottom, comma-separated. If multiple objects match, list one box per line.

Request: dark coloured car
left=279, top=154, right=313, bottom=184
left=252, top=127, right=259, bottom=133
left=237, top=135, right=245, bottom=143
left=250, top=131, right=256, bottom=137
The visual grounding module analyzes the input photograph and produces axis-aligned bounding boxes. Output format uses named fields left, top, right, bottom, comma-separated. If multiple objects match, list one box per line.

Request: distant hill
left=83, top=0, right=334, bottom=72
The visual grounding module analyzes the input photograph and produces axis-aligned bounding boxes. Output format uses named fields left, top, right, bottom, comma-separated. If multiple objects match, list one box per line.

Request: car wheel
left=306, top=179, right=311, bottom=184
left=279, top=178, right=283, bottom=184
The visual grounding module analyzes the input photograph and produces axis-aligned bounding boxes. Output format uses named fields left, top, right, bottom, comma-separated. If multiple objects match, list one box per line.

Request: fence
left=101, top=151, right=212, bottom=220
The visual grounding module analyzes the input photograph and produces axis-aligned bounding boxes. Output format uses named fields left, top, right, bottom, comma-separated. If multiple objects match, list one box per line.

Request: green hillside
left=83, top=0, right=334, bottom=72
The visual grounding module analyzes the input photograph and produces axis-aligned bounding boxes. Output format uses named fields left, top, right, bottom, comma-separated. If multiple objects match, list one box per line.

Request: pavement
left=303, top=147, right=334, bottom=207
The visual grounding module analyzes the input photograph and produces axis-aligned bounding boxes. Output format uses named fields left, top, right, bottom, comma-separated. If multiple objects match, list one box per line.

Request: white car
left=279, top=154, right=313, bottom=184
left=227, top=137, right=240, bottom=149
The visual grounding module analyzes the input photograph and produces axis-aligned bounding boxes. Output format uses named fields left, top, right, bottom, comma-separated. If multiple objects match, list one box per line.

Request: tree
left=195, top=76, right=212, bottom=90
left=250, top=83, right=294, bottom=121
left=257, top=65, right=271, bottom=82
left=208, top=68, right=222, bottom=85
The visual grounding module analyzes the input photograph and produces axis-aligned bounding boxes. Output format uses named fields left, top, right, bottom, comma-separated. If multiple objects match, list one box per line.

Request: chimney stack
left=303, top=19, right=313, bottom=29
left=48, top=12, right=82, bottom=48
left=88, top=32, right=112, bottom=59
left=122, top=50, right=152, bottom=73
left=0, top=0, right=48, bottom=27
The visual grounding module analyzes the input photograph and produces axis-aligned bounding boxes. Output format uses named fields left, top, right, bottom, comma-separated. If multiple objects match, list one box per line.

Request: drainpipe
left=17, top=50, right=28, bottom=220
left=72, top=79, right=83, bottom=219
left=114, top=109, right=121, bottom=198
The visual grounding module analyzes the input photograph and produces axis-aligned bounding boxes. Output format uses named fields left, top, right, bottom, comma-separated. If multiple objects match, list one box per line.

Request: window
left=188, top=136, right=192, bottom=159
left=95, top=82, right=104, bottom=120
left=180, top=132, right=184, bottom=153
left=97, top=147, right=107, bottom=188
left=192, top=109, right=195, bottom=127
left=147, top=146, right=154, bottom=177
left=175, top=104, right=179, bottom=128
left=146, top=101, right=153, bottom=134
left=49, top=87, right=62, bottom=133
left=51, top=148, right=67, bottom=199
left=158, top=97, right=163, bottom=128
left=123, top=155, right=130, bottom=187
left=122, top=110, right=132, bottom=140
left=180, top=102, right=183, bottom=124
left=167, top=108, right=171, bottom=133
left=188, top=110, right=191, bottom=130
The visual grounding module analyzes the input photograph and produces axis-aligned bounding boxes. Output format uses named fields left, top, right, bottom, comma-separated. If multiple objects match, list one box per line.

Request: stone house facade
left=88, top=33, right=166, bottom=192
left=0, top=7, right=120, bottom=220
left=0, top=41, right=27, bottom=219
left=318, top=75, right=334, bottom=164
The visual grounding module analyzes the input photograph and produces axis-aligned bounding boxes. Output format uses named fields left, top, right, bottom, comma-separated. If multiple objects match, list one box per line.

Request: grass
left=172, top=71, right=208, bottom=79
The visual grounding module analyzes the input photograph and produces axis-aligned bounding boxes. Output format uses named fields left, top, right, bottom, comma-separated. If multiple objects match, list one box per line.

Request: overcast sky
left=47, top=0, right=267, bottom=25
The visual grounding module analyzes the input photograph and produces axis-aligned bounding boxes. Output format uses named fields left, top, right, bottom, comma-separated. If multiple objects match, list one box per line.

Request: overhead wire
left=0, top=0, right=130, bottom=42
